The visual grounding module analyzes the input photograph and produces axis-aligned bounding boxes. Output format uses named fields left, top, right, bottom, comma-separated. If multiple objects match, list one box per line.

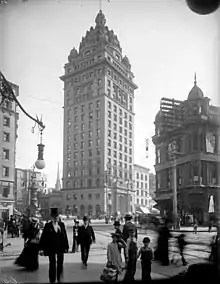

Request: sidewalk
left=0, top=248, right=206, bottom=283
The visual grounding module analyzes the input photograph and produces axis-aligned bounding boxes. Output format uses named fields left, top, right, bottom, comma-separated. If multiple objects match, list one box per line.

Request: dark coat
left=39, top=221, right=69, bottom=255
left=78, top=225, right=95, bottom=245
left=122, top=221, right=137, bottom=241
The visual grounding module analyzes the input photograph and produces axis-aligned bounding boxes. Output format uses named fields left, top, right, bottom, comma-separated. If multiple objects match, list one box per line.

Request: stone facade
left=60, top=10, right=137, bottom=217
left=152, top=77, right=220, bottom=225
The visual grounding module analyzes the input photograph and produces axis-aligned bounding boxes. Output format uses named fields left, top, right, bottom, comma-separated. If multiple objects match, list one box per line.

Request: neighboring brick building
left=152, top=77, right=220, bottom=224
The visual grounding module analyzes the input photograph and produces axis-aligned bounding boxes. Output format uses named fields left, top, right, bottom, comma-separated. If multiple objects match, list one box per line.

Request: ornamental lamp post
left=0, top=71, right=46, bottom=217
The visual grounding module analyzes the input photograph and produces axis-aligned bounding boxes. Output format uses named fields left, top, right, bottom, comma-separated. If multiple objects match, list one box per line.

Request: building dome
left=155, top=110, right=163, bottom=122
left=187, top=74, right=204, bottom=100
left=122, top=55, right=131, bottom=69
left=68, top=47, right=78, bottom=62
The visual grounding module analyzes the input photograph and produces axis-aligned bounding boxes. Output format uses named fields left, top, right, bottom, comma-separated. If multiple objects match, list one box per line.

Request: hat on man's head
left=143, top=237, right=150, bottom=243
left=83, top=216, right=88, bottom=222
left=124, top=213, right=132, bottom=220
left=74, top=219, right=79, bottom=223
left=50, top=208, right=59, bottom=217
left=31, top=217, right=38, bottom=223
left=113, top=220, right=120, bottom=226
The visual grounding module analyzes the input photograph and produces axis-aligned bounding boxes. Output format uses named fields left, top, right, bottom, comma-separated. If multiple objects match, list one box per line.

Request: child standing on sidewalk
left=137, top=237, right=153, bottom=283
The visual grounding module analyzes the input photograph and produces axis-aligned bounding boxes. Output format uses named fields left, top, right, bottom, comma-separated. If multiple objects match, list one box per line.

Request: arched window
left=96, top=204, right=101, bottom=216
left=80, top=205, right=85, bottom=217
left=88, top=205, right=93, bottom=216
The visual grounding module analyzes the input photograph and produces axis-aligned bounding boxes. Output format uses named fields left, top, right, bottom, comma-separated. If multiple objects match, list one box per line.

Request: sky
left=0, top=0, right=219, bottom=187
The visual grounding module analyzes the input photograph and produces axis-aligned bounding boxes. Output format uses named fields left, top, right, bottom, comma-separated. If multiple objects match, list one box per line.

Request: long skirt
left=72, top=236, right=79, bottom=253
left=15, top=242, right=39, bottom=271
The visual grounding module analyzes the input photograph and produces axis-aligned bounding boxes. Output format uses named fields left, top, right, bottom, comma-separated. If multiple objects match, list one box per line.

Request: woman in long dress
left=15, top=217, right=41, bottom=271
left=106, top=233, right=123, bottom=282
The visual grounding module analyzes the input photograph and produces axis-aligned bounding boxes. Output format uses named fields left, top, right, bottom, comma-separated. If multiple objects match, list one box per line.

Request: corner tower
left=60, top=10, right=138, bottom=217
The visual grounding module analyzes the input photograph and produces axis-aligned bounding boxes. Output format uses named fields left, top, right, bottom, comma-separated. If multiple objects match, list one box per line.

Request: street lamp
left=0, top=71, right=46, bottom=217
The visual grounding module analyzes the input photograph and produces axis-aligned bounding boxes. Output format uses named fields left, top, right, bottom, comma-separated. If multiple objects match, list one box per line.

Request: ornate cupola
left=187, top=73, right=204, bottom=100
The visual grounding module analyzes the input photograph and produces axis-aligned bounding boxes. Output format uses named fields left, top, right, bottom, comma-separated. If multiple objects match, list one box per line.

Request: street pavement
left=0, top=223, right=213, bottom=283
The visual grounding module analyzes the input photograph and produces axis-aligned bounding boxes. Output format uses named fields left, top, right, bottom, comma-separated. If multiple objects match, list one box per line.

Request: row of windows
left=107, top=58, right=133, bottom=86
left=70, top=148, right=101, bottom=159
left=66, top=67, right=103, bottom=88
left=67, top=148, right=102, bottom=161
left=67, top=126, right=100, bottom=143
left=66, top=55, right=99, bottom=74
left=136, top=199, right=148, bottom=206
left=108, top=119, right=132, bottom=131
left=108, top=129, right=132, bottom=140
left=66, top=192, right=101, bottom=201
left=136, top=189, right=149, bottom=196
left=69, top=110, right=101, bottom=127
left=3, top=116, right=10, bottom=127
left=107, top=148, right=132, bottom=163
left=67, top=129, right=100, bottom=151
left=108, top=101, right=132, bottom=121
left=107, top=158, right=133, bottom=172
left=108, top=139, right=132, bottom=151
left=67, top=167, right=102, bottom=178
left=67, top=158, right=100, bottom=168
left=136, top=173, right=148, bottom=181
left=136, top=181, right=148, bottom=189
left=66, top=178, right=101, bottom=189
left=73, top=138, right=100, bottom=150
left=107, top=145, right=132, bottom=155
left=107, top=70, right=132, bottom=94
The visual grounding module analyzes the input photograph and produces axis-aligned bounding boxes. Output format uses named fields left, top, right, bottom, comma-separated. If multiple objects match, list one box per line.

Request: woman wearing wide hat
left=15, top=217, right=40, bottom=271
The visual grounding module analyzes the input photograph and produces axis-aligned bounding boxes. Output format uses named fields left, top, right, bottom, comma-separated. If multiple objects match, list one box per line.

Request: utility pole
left=172, top=157, right=178, bottom=229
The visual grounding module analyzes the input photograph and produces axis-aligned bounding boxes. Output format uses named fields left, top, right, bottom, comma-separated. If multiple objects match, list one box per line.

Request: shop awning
left=13, top=208, right=22, bottom=216
left=135, top=206, right=150, bottom=214
left=154, top=193, right=173, bottom=201
left=140, top=207, right=150, bottom=214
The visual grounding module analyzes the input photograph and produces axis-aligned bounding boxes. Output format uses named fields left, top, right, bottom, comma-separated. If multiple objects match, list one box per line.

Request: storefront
left=0, top=197, right=14, bottom=222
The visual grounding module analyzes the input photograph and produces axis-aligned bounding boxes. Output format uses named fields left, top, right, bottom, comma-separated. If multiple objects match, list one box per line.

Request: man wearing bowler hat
left=39, top=208, right=69, bottom=284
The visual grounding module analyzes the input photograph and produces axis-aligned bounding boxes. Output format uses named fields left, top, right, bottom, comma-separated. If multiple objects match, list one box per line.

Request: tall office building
left=0, top=82, right=19, bottom=220
left=61, top=10, right=137, bottom=217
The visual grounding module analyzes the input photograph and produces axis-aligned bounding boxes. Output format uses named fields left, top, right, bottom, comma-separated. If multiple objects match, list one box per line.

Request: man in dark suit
left=122, top=213, right=138, bottom=242
left=78, top=216, right=95, bottom=266
left=39, top=208, right=69, bottom=284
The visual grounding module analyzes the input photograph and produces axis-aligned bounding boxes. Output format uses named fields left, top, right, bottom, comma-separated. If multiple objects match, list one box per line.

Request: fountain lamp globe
left=186, top=0, right=220, bottom=15
left=35, top=143, right=45, bottom=170
left=35, top=159, right=46, bottom=170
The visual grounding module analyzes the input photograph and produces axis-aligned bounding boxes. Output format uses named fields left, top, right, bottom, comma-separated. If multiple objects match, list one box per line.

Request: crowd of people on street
left=0, top=208, right=218, bottom=284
